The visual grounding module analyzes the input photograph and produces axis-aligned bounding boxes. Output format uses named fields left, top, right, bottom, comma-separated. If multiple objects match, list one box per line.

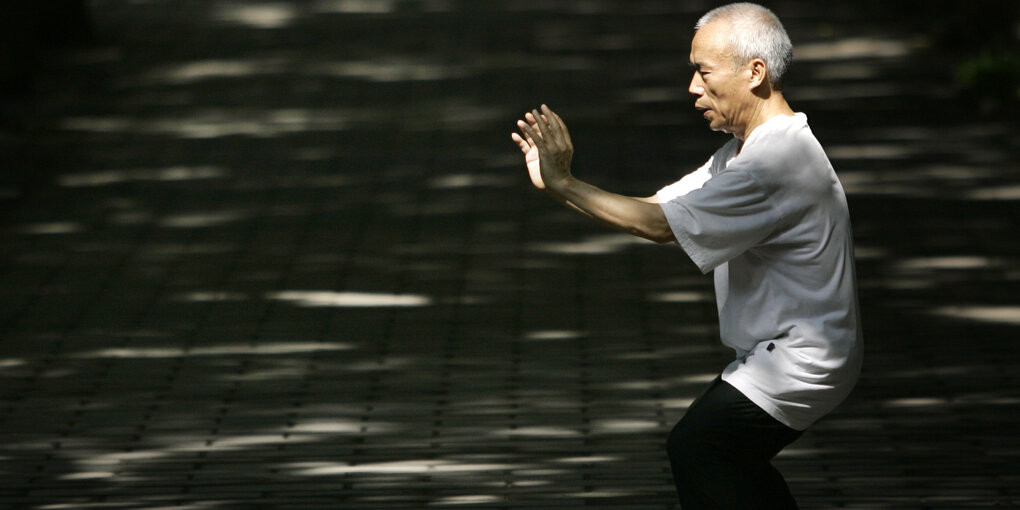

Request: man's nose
left=688, top=73, right=704, bottom=95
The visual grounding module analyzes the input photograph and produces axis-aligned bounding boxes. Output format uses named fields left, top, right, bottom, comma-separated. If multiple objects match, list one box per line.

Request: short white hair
left=695, top=3, right=793, bottom=90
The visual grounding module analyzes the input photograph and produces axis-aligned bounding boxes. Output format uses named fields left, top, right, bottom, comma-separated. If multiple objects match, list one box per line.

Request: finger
left=511, top=132, right=528, bottom=152
left=517, top=119, right=539, bottom=144
left=525, top=112, right=542, bottom=133
left=518, top=120, right=544, bottom=149
left=545, top=107, right=572, bottom=147
left=511, top=130, right=534, bottom=151
left=532, top=109, right=553, bottom=139
left=534, top=108, right=563, bottom=149
left=543, top=105, right=566, bottom=133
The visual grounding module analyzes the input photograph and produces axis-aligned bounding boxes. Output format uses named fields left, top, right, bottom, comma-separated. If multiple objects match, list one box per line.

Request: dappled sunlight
left=647, top=290, right=713, bottom=303
left=3, top=0, right=1017, bottom=508
left=137, top=59, right=284, bottom=85
left=288, top=459, right=525, bottom=476
left=894, top=256, right=1002, bottom=271
left=931, top=306, right=1020, bottom=326
left=522, top=329, right=586, bottom=341
left=795, top=36, right=917, bottom=61
left=58, top=166, right=229, bottom=187
left=74, top=342, right=356, bottom=359
left=313, top=0, right=399, bottom=14
left=965, top=184, right=1020, bottom=200
left=492, top=426, right=583, bottom=438
left=310, top=58, right=468, bottom=82
left=591, top=419, right=662, bottom=434
left=14, top=222, right=84, bottom=235
left=158, top=210, right=248, bottom=228
left=428, top=173, right=516, bottom=190
left=214, top=2, right=299, bottom=29
left=266, top=290, right=433, bottom=307
left=62, top=109, right=352, bottom=138
left=174, top=291, right=248, bottom=302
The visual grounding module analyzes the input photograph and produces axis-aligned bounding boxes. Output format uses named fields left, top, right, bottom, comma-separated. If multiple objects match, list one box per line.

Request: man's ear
left=748, top=58, right=768, bottom=90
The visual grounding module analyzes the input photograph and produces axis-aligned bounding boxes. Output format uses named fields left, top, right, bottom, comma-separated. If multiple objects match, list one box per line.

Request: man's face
left=688, top=21, right=754, bottom=137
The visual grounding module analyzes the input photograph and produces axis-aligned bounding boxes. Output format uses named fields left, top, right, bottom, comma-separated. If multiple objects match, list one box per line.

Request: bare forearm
left=547, top=176, right=674, bottom=243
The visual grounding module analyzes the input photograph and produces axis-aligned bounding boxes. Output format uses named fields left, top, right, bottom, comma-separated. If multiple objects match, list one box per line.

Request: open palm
left=511, top=113, right=545, bottom=189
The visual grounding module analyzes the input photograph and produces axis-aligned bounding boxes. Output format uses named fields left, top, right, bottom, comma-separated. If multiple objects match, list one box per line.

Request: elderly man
left=512, top=3, right=862, bottom=509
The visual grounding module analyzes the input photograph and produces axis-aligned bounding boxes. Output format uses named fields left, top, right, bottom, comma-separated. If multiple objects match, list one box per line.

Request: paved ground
left=1, top=1, right=1018, bottom=509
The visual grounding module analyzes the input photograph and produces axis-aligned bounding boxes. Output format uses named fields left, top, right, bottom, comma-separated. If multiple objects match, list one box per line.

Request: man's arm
left=512, top=105, right=675, bottom=244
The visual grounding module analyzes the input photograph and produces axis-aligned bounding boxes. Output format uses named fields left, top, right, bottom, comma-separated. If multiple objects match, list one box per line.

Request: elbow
left=633, top=222, right=676, bottom=244
left=650, top=229, right=677, bottom=244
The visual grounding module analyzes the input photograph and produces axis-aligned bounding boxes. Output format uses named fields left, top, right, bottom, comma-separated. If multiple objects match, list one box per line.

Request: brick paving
left=1, top=1, right=1018, bottom=509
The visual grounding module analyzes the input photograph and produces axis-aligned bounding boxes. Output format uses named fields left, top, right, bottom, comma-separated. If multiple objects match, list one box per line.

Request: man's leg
left=666, top=377, right=802, bottom=510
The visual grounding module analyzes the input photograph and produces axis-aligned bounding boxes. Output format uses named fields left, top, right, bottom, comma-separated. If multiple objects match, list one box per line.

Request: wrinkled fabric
left=658, top=113, right=862, bottom=430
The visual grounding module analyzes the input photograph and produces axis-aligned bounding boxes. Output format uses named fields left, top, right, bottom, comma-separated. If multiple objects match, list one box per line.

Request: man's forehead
left=689, top=22, right=733, bottom=66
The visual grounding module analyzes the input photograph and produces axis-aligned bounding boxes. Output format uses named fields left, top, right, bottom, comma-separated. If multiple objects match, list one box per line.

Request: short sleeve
left=657, top=160, right=713, bottom=202
left=658, top=168, right=778, bottom=273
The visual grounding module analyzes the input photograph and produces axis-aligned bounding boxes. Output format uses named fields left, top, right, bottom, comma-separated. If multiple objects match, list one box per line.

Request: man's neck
left=736, top=93, right=795, bottom=142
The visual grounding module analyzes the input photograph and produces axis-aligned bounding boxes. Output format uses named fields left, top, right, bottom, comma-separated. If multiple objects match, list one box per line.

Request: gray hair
left=695, top=3, right=793, bottom=90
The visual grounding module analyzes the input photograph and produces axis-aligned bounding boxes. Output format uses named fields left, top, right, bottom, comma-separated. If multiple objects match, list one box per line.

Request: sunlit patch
left=493, top=426, right=583, bottom=438
left=826, top=144, right=916, bottom=160
left=808, top=63, right=879, bottom=80
left=193, top=434, right=320, bottom=451
left=174, top=291, right=248, bottom=302
left=58, top=166, right=229, bottom=187
left=853, top=246, right=888, bottom=260
left=531, top=233, right=653, bottom=255
left=290, top=460, right=521, bottom=476
left=554, top=455, right=620, bottom=464
left=287, top=420, right=370, bottom=434
left=523, top=330, right=585, bottom=341
left=626, top=86, right=685, bottom=104
left=0, top=358, right=27, bottom=370
left=84, top=449, right=174, bottom=465
left=63, top=109, right=351, bottom=138
left=931, top=306, right=1020, bottom=325
left=310, top=58, right=466, bottom=82
left=895, top=256, right=999, bottom=271
left=795, top=37, right=914, bottom=61
left=314, top=0, right=398, bottom=14
left=267, top=290, right=432, bottom=307
left=882, top=397, right=950, bottom=408
left=591, top=419, right=661, bottom=434
left=214, top=3, right=298, bottom=29
left=76, top=342, right=356, bottom=359
left=142, top=59, right=279, bottom=85
left=428, top=173, right=512, bottom=189
left=647, top=291, right=713, bottom=303
left=16, top=222, right=82, bottom=235
left=966, top=184, right=1020, bottom=200
left=564, top=490, right=639, bottom=499
left=430, top=495, right=503, bottom=505
left=159, top=210, right=247, bottom=228
left=58, top=471, right=116, bottom=480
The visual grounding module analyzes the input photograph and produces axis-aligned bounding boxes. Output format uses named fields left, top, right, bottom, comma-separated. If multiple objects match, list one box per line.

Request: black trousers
left=667, top=377, right=803, bottom=509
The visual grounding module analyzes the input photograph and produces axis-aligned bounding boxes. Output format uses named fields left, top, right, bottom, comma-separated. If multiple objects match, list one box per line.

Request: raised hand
left=511, top=105, right=574, bottom=190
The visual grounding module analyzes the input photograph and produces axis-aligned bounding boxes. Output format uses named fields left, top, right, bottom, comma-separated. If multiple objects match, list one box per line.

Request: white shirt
left=657, top=113, right=862, bottom=430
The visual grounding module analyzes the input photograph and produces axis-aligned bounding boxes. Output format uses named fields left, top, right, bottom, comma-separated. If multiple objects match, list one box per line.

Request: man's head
left=688, top=3, right=793, bottom=138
